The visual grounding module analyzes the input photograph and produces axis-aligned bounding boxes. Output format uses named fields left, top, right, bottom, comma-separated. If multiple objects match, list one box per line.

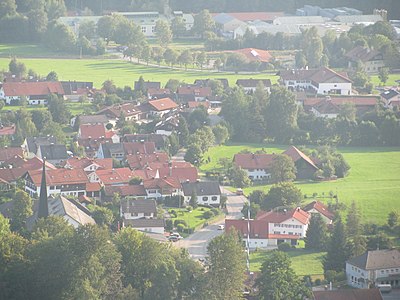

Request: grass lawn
left=0, top=57, right=279, bottom=88
left=169, top=207, right=222, bottom=229
left=201, top=143, right=400, bottom=225
left=250, top=249, right=326, bottom=278
left=370, top=74, right=400, bottom=87
left=1, top=102, right=93, bottom=117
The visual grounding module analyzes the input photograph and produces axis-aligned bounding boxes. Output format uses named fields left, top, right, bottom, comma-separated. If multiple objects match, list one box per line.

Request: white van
left=377, top=284, right=392, bottom=293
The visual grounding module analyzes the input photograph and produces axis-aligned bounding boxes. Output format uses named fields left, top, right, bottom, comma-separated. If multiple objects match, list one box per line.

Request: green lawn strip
left=249, top=249, right=326, bottom=277
left=202, top=144, right=400, bottom=225
left=169, top=207, right=222, bottom=229
left=65, top=102, right=94, bottom=115
left=0, top=58, right=279, bottom=88
left=370, top=74, right=400, bottom=87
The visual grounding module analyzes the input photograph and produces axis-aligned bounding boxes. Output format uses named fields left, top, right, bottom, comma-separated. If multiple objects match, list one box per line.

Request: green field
left=0, top=57, right=279, bottom=88
left=370, top=74, right=400, bottom=87
left=169, top=207, right=222, bottom=229
left=201, top=143, right=400, bottom=225
left=250, top=249, right=326, bottom=277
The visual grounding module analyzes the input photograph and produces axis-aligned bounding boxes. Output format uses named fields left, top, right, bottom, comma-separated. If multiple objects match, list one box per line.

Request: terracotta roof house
left=96, top=103, right=141, bottom=122
left=0, top=125, right=16, bottom=137
left=283, top=146, right=319, bottom=179
left=36, top=144, right=69, bottom=166
left=313, top=289, right=383, bottom=300
left=232, top=48, right=273, bottom=63
left=303, top=200, right=334, bottom=224
left=62, top=157, right=113, bottom=173
left=147, top=88, right=174, bottom=100
left=0, top=147, right=24, bottom=164
left=125, top=152, right=169, bottom=170
left=78, top=124, right=119, bottom=141
left=25, top=168, right=89, bottom=198
left=345, top=46, right=384, bottom=74
left=236, top=78, right=272, bottom=93
left=177, top=85, right=212, bottom=101
left=233, top=153, right=276, bottom=181
left=279, top=67, right=352, bottom=95
left=346, top=249, right=400, bottom=289
left=142, top=176, right=182, bottom=199
left=48, top=195, right=95, bottom=228
left=89, top=168, right=134, bottom=186
left=226, top=207, right=310, bottom=248
left=104, top=184, right=147, bottom=199
left=182, top=181, right=221, bottom=207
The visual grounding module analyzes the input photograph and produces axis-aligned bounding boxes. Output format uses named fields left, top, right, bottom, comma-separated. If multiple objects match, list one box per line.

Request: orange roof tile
left=233, top=153, right=276, bottom=170
left=95, top=168, right=134, bottom=185
left=27, top=168, right=89, bottom=186
left=283, top=146, right=318, bottom=170
left=3, top=81, right=64, bottom=96
left=148, top=97, right=178, bottom=111
left=256, top=208, right=310, bottom=225
left=303, top=200, right=334, bottom=220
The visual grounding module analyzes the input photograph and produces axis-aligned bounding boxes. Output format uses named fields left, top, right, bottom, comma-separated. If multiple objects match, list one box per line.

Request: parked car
left=168, top=235, right=180, bottom=242
left=218, top=224, right=225, bottom=230
left=236, top=188, right=244, bottom=195
left=377, top=284, right=392, bottom=293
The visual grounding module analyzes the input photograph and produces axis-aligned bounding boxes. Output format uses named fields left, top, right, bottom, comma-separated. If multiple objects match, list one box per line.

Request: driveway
left=175, top=186, right=248, bottom=259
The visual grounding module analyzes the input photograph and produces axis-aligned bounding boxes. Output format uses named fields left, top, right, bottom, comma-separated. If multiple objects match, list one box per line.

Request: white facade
left=306, top=208, right=333, bottom=224
left=245, top=168, right=271, bottom=181
left=131, top=225, right=164, bottom=234
left=283, top=79, right=352, bottom=95
left=346, top=263, right=400, bottom=289
left=184, top=194, right=220, bottom=206
left=145, top=188, right=181, bottom=199
left=268, top=218, right=308, bottom=238
left=311, top=107, right=338, bottom=119
left=24, top=183, right=86, bottom=198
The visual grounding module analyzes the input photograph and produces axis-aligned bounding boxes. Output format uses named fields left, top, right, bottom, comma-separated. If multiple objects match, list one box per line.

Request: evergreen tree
left=177, top=116, right=189, bottom=147
left=270, top=154, right=297, bottom=183
left=323, top=217, right=349, bottom=273
left=189, top=191, right=198, bottom=209
left=346, top=201, right=361, bottom=237
left=10, top=189, right=33, bottom=233
left=305, top=214, right=328, bottom=251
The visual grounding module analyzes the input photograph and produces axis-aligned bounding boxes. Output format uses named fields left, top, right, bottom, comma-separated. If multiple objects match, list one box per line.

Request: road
left=176, top=187, right=248, bottom=260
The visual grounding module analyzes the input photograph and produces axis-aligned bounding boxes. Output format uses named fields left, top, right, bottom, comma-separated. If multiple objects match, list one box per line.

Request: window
left=202, top=196, right=208, bottom=201
left=211, top=196, right=218, bottom=201
left=141, top=26, right=146, bottom=33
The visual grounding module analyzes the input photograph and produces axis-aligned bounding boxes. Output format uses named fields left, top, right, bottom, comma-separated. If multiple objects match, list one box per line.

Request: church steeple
left=37, top=158, right=48, bottom=219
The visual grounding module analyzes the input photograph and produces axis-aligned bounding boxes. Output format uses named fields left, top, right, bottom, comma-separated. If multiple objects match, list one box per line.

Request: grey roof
left=100, top=143, right=124, bottom=158
left=347, top=249, right=400, bottom=270
left=134, top=81, right=161, bottom=90
left=79, top=114, right=109, bottom=125
left=122, top=134, right=166, bottom=149
left=121, top=199, right=157, bottom=214
left=26, top=136, right=57, bottom=154
left=48, top=195, right=95, bottom=226
left=38, top=144, right=68, bottom=160
left=124, top=218, right=165, bottom=228
left=248, top=24, right=302, bottom=35
left=61, top=81, right=93, bottom=94
left=274, top=16, right=324, bottom=25
left=236, top=79, right=272, bottom=88
left=334, top=15, right=383, bottom=23
left=213, top=13, right=235, bottom=24
left=182, top=181, right=221, bottom=197
left=380, top=89, right=399, bottom=101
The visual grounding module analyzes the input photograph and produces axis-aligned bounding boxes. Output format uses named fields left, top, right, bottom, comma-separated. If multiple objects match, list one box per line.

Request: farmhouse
left=283, top=146, right=319, bottom=179
left=236, top=78, right=272, bottom=93
left=182, top=181, right=222, bottom=207
left=345, top=46, right=384, bottom=74
left=279, top=67, right=352, bottom=95
left=120, top=198, right=157, bottom=220
left=303, top=200, right=334, bottom=224
left=0, top=81, right=65, bottom=105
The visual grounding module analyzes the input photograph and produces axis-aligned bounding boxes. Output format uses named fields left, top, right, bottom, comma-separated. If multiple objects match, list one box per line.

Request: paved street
left=176, top=186, right=248, bottom=259
left=382, top=289, right=400, bottom=300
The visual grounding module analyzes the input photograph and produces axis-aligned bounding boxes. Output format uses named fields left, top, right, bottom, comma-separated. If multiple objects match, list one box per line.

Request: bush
left=314, top=279, right=322, bottom=286
left=203, top=211, right=213, bottom=219
left=176, top=224, right=185, bottom=233
left=278, top=242, right=292, bottom=252
left=165, top=219, right=173, bottom=231
left=174, top=219, right=187, bottom=227
left=185, top=227, right=194, bottom=234
left=211, top=208, right=220, bottom=216
left=186, top=205, right=193, bottom=212
left=324, top=270, right=345, bottom=283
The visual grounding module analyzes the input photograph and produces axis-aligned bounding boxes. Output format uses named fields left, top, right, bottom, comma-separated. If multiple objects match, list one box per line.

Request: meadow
left=201, top=143, right=400, bottom=225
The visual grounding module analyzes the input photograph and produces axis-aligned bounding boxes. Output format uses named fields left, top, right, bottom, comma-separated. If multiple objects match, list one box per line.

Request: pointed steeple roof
left=37, top=158, right=48, bottom=219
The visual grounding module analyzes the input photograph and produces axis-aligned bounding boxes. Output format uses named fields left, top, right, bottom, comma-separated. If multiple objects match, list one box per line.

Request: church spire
left=37, top=158, right=48, bottom=219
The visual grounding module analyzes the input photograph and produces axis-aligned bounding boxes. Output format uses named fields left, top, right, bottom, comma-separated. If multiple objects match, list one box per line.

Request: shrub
left=165, top=219, right=173, bottom=231
left=186, top=205, right=193, bottom=212
left=186, top=227, right=194, bottom=234
left=278, top=242, right=292, bottom=252
left=174, top=219, right=187, bottom=227
left=203, top=211, right=213, bottom=219
left=211, top=208, right=220, bottom=216
left=176, top=224, right=185, bottom=233
left=314, top=279, right=322, bottom=286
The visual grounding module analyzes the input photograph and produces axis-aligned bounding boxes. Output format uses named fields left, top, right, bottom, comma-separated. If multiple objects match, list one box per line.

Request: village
left=0, top=1, right=400, bottom=299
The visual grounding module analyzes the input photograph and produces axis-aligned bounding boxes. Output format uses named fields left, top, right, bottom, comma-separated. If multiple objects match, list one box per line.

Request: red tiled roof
left=143, top=176, right=181, bottom=189
left=97, top=103, right=140, bottom=118
left=63, top=157, right=113, bottom=170
left=27, top=168, right=89, bottom=186
left=233, top=153, right=276, bottom=170
left=283, top=146, right=319, bottom=170
left=125, top=152, right=169, bottom=170
left=85, top=182, right=102, bottom=192
left=256, top=208, right=310, bottom=225
left=225, top=48, right=273, bottom=63
left=177, top=86, right=212, bottom=98
left=123, top=142, right=156, bottom=155
left=0, top=147, right=23, bottom=162
left=225, top=219, right=269, bottom=239
left=188, top=101, right=210, bottom=109
left=95, top=168, right=134, bottom=185
left=104, top=184, right=147, bottom=197
left=3, top=81, right=64, bottom=96
left=131, top=168, right=158, bottom=180
left=0, top=125, right=16, bottom=136
left=0, top=168, right=27, bottom=183
left=79, top=124, right=106, bottom=140
left=157, top=166, right=198, bottom=183
left=303, top=200, right=334, bottom=220
left=280, top=67, right=351, bottom=84
left=148, top=97, right=178, bottom=111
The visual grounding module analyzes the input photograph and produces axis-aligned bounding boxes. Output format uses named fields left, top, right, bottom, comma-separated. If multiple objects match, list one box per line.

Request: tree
left=88, top=205, right=115, bottom=227
left=79, top=20, right=96, bottom=39
left=206, top=229, right=246, bottom=300
left=8, top=57, right=26, bottom=77
left=346, top=201, right=361, bottom=237
left=192, top=9, right=215, bottom=39
left=171, top=16, right=186, bottom=38
left=256, top=250, right=311, bottom=300
left=305, top=214, right=328, bottom=251
left=347, top=234, right=367, bottom=258
left=48, top=94, right=71, bottom=124
left=212, top=123, right=230, bottom=145
left=387, top=211, right=399, bottom=228
left=295, top=51, right=307, bottom=68
left=0, top=0, right=16, bottom=19
left=102, top=79, right=117, bottom=94
left=270, top=154, right=297, bottom=183
left=97, top=15, right=115, bottom=43
left=10, top=189, right=33, bottom=233
left=324, top=217, right=349, bottom=273
left=262, top=182, right=302, bottom=211
left=228, top=165, right=251, bottom=188
left=45, top=0, right=67, bottom=20
left=302, top=27, right=323, bottom=68
left=163, top=48, right=178, bottom=67
left=378, top=67, right=389, bottom=85
left=46, top=71, right=58, bottom=81
left=140, top=44, right=152, bottom=65
left=44, top=21, right=77, bottom=52
left=178, top=49, right=193, bottom=70
left=31, top=109, right=53, bottom=132
left=177, top=116, right=189, bottom=147
left=265, top=86, right=298, bottom=143
left=187, top=106, right=209, bottom=133
left=241, top=201, right=260, bottom=219
left=367, top=232, right=393, bottom=250
left=189, top=191, right=198, bottom=209
left=155, top=19, right=172, bottom=47
left=184, top=143, right=203, bottom=166
left=27, top=8, right=48, bottom=40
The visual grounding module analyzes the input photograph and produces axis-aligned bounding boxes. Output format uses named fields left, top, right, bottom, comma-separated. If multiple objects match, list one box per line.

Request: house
left=0, top=81, right=65, bottom=105
left=229, top=48, right=273, bottom=64
left=236, top=78, right=272, bottom=93
left=125, top=152, right=169, bottom=170
left=122, top=134, right=167, bottom=151
left=219, top=12, right=284, bottom=23
left=0, top=125, right=16, bottom=139
left=154, top=115, right=179, bottom=136
left=303, top=200, right=334, bottom=224
left=96, top=103, right=141, bottom=122
left=283, top=146, right=319, bottom=179
left=225, top=207, right=310, bottom=248
left=115, top=12, right=166, bottom=37
left=88, top=168, right=134, bottom=187
left=182, top=181, right=221, bottom=207
left=22, top=136, right=58, bottom=158
left=147, top=88, right=174, bottom=100
left=71, top=114, right=110, bottom=128
left=61, top=81, right=94, bottom=102
left=194, top=78, right=230, bottom=89
left=78, top=124, right=119, bottom=156
left=120, top=198, right=157, bottom=220
left=273, top=16, right=325, bottom=25
left=213, top=13, right=247, bottom=38
left=142, top=176, right=182, bottom=200
left=172, top=11, right=194, bottom=31
left=279, top=67, right=352, bottom=95
left=0, top=147, right=24, bottom=164
left=62, top=157, right=113, bottom=173
left=309, top=98, right=341, bottom=118
left=177, top=85, right=212, bottom=101
left=25, top=168, right=89, bottom=198
left=134, top=80, right=161, bottom=91
left=233, top=153, right=277, bottom=181
left=186, top=100, right=210, bottom=112
left=380, top=89, right=400, bottom=108
left=48, top=195, right=95, bottom=228
left=345, top=46, right=384, bottom=74
left=346, top=249, right=400, bottom=289
left=140, top=97, right=179, bottom=118
left=334, top=14, right=383, bottom=25
left=96, top=142, right=156, bottom=160
left=122, top=218, right=165, bottom=234
left=36, top=144, right=69, bottom=166
left=312, top=289, right=383, bottom=300
left=103, top=184, right=147, bottom=201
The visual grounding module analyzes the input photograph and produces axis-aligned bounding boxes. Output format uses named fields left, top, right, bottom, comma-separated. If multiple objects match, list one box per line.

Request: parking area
left=382, top=289, right=400, bottom=300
